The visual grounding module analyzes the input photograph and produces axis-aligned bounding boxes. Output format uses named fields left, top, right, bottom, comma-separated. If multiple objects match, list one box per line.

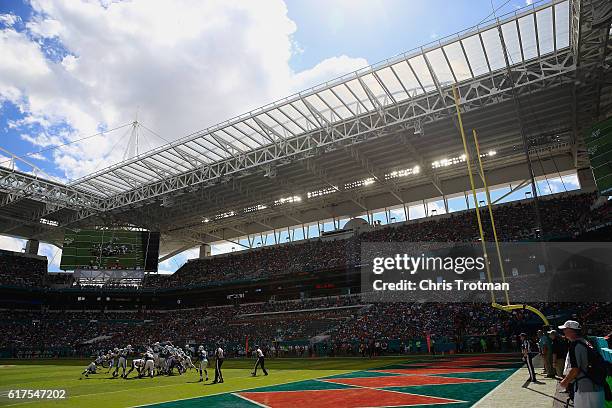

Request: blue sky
left=0, top=0, right=564, bottom=272
left=285, top=0, right=532, bottom=72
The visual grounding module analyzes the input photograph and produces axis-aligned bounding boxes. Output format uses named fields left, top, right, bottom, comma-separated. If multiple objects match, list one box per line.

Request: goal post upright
left=452, top=84, right=549, bottom=328
left=472, top=129, right=550, bottom=327
left=471, top=129, right=510, bottom=306
left=451, top=84, right=495, bottom=304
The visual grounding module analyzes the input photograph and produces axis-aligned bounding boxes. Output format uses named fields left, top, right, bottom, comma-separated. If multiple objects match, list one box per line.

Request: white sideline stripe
left=471, top=359, right=526, bottom=408
left=232, top=392, right=271, bottom=408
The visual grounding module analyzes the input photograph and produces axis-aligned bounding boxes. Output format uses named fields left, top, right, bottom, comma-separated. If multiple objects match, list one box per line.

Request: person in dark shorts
left=520, top=333, right=537, bottom=382
left=251, top=346, right=268, bottom=376
left=213, top=346, right=224, bottom=383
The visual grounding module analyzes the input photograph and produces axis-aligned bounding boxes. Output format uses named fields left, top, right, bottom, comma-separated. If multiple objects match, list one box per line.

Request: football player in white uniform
left=113, top=345, right=132, bottom=378
left=197, top=345, right=209, bottom=382
left=141, top=349, right=155, bottom=378
left=183, top=345, right=196, bottom=370
left=125, top=357, right=144, bottom=378
left=80, top=355, right=103, bottom=379
left=107, top=348, right=118, bottom=373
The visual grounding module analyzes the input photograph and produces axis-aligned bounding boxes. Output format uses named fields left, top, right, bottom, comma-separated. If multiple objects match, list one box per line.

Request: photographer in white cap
left=558, top=320, right=605, bottom=408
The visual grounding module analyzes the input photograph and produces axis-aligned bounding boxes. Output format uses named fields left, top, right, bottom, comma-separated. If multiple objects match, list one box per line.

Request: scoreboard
left=60, top=229, right=160, bottom=271
left=586, top=117, right=612, bottom=195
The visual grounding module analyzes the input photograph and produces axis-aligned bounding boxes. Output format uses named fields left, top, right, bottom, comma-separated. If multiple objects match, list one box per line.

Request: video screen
left=60, top=229, right=160, bottom=271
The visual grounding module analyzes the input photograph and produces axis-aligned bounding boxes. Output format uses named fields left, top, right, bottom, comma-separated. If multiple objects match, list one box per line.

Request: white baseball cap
left=558, top=320, right=581, bottom=330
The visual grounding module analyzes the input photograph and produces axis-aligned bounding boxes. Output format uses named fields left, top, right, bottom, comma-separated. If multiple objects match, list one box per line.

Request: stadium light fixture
left=40, top=218, right=59, bottom=226
left=214, top=210, right=235, bottom=220
left=345, top=177, right=375, bottom=189
left=274, top=196, right=302, bottom=205
left=431, top=154, right=467, bottom=169
left=307, top=186, right=337, bottom=199
left=385, top=165, right=421, bottom=180
left=244, top=204, right=267, bottom=213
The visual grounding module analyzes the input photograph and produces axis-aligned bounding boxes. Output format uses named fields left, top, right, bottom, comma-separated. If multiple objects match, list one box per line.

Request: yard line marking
left=233, top=392, right=271, bottom=408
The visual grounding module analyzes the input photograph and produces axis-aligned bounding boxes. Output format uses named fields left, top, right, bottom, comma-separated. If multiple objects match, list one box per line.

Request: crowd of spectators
left=0, top=250, right=46, bottom=287
left=0, top=191, right=610, bottom=360
left=146, top=192, right=604, bottom=288
left=0, top=298, right=360, bottom=356
left=145, top=239, right=348, bottom=288
left=0, top=192, right=607, bottom=289
left=2, top=297, right=609, bottom=359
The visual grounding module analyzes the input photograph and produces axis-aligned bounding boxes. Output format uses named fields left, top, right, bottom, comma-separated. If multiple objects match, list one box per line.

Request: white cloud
left=1, top=0, right=368, bottom=181
left=0, top=154, right=18, bottom=170
left=157, top=246, right=199, bottom=274
left=39, top=242, right=61, bottom=271
left=409, top=200, right=447, bottom=220
left=540, top=174, right=580, bottom=194
left=29, top=152, right=47, bottom=161
left=0, top=235, right=26, bottom=252
left=0, top=14, right=21, bottom=27
left=291, top=55, right=368, bottom=91
left=26, top=18, right=63, bottom=38
left=562, top=174, right=580, bottom=190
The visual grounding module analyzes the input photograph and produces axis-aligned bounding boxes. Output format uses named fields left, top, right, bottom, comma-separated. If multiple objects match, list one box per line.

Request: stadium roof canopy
left=1, top=0, right=611, bottom=257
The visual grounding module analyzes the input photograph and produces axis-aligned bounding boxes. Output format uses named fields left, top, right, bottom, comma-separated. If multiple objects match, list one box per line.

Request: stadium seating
left=1, top=192, right=611, bottom=358
left=146, top=192, right=603, bottom=289
left=1, top=299, right=610, bottom=358
left=0, top=192, right=607, bottom=290
left=0, top=250, right=47, bottom=287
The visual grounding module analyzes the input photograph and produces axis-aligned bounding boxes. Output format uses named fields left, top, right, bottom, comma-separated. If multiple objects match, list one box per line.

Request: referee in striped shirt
left=213, top=346, right=224, bottom=384
left=251, top=346, right=268, bottom=376
left=520, top=333, right=537, bottom=382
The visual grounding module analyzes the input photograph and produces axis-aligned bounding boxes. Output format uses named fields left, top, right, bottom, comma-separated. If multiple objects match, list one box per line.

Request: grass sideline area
left=0, top=355, right=521, bottom=407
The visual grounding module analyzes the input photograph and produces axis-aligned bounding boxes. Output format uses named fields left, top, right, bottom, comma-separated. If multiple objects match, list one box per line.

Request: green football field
left=0, top=354, right=522, bottom=408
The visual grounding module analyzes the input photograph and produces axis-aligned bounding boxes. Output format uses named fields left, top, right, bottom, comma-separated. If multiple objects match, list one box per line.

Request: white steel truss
left=0, top=0, right=610, bottom=247
left=81, top=0, right=576, bottom=208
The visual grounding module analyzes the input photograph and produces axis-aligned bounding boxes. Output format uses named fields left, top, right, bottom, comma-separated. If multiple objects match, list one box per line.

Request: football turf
left=0, top=355, right=522, bottom=407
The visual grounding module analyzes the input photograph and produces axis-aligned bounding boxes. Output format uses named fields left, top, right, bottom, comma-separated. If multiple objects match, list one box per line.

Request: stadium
left=0, top=0, right=611, bottom=407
